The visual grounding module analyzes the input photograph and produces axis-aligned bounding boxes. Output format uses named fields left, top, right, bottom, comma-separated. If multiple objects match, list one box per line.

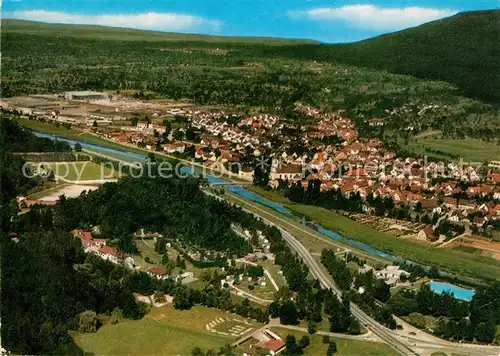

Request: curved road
left=87, top=148, right=499, bottom=356
left=223, top=192, right=500, bottom=356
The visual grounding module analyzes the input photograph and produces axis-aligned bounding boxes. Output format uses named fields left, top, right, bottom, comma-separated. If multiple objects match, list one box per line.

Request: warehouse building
left=64, top=91, right=108, bottom=101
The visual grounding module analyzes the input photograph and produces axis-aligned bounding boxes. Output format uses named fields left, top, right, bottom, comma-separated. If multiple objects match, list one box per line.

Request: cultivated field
left=446, top=236, right=500, bottom=260
left=407, top=137, right=500, bottom=162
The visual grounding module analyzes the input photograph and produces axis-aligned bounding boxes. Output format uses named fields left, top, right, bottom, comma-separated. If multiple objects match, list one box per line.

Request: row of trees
left=321, top=249, right=397, bottom=329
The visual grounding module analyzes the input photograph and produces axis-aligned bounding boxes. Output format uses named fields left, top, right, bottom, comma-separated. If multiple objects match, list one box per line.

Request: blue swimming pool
left=429, top=281, right=475, bottom=301
left=35, top=131, right=474, bottom=301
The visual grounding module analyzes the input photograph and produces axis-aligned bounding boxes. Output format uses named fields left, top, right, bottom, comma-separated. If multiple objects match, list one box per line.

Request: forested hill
left=0, top=19, right=318, bottom=45
left=3, top=11, right=499, bottom=103
left=263, top=10, right=500, bottom=103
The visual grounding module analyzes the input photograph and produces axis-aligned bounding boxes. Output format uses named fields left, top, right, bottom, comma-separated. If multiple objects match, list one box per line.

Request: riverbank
left=16, top=118, right=499, bottom=283
left=246, top=187, right=499, bottom=284
left=16, top=117, right=248, bottom=183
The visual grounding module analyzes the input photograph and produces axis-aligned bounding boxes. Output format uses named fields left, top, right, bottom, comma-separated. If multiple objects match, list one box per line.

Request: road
left=220, top=192, right=500, bottom=356
left=88, top=147, right=498, bottom=355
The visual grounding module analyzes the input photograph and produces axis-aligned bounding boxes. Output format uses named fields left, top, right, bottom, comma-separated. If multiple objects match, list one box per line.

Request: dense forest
left=260, top=10, right=500, bottom=104
left=0, top=117, right=72, bottom=152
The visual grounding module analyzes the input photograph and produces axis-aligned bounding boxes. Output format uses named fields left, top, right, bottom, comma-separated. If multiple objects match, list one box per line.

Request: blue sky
left=2, top=0, right=498, bottom=42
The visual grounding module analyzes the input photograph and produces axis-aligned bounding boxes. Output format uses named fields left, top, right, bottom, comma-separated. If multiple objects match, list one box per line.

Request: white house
left=375, top=265, right=409, bottom=285
left=95, top=246, right=121, bottom=264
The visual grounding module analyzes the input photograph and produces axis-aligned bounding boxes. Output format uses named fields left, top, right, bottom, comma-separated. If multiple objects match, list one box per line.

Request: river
left=33, top=131, right=476, bottom=299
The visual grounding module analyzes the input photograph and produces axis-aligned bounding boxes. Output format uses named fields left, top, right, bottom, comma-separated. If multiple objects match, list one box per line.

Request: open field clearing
left=74, top=304, right=257, bottom=355
left=46, top=161, right=121, bottom=182
left=407, top=137, right=500, bottom=162
left=288, top=204, right=500, bottom=282
left=446, top=236, right=500, bottom=260
left=260, top=260, right=287, bottom=288
left=25, top=183, right=70, bottom=200
left=29, top=184, right=99, bottom=201
left=83, top=147, right=139, bottom=163
left=270, top=327, right=398, bottom=356
left=238, top=275, right=276, bottom=301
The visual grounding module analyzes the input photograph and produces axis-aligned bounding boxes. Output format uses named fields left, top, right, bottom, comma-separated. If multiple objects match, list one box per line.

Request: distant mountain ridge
left=264, top=10, right=500, bottom=103
left=2, top=10, right=499, bottom=103
left=0, top=19, right=319, bottom=45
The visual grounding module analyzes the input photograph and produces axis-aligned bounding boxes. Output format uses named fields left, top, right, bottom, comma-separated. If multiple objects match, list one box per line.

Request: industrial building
left=64, top=91, right=108, bottom=101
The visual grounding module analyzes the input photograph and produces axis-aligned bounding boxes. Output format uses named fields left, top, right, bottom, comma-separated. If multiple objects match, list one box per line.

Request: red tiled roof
left=99, top=246, right=119, bottom=256
left=265, top=339, right=286, bottom=352
left=148, top=266, right=167, bottom=276
left=423, top=226, right=435, bottom=236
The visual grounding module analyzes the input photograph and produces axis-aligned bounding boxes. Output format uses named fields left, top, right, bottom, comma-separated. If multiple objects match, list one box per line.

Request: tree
left=74, top=143, right=82, bottom=152
left=407, top=312, right=426, bottom=329
left=279, top=300, right=299, bottom=325
left=322, top=335, right=330, bottom=344
left=298, top=335, right=310, bottom=348
left=326, top=341, right=337, bottom=355
left=253, top=160, right=270, bottom=187
left=285, top=334, right=297, bottom=350
left=191, top=347, right=205, bottom=356
left=428, top=266, right=440, bottom=279
left=307, top=320, right=317, bottom=334
left=78, top=310, right=100, bottom=333
left=109, top=307, right=123, bottom=324
left=374, top=279, right=391, bottom=302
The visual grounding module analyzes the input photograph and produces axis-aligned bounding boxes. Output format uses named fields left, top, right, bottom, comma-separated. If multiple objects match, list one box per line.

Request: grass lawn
left=238, top=276, right=276, bottom=300
left=47, top=161, right=120, bottom=181
left=270, top=328, right=398, bottom=356
left=223, top=189, right=500, bottom=283
left=288, top=204, right=500, bottom=282
left=26, top=182, right=69, bottom=200
left=407, top=137, right=500, bottom=162
left=223, top=191, right=391, bottom=265
left=260, top=260, right=287, bottom=288
left=74, top=304, right=249, bottom=355
left=451, top=245, right=481, bottom=255
left=84, top=147, right=140, bottom=163
left=135, top=239, right=163, bottom=268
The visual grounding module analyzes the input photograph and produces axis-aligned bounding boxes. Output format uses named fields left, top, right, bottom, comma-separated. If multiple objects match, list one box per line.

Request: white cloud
left=289, top=5, right=457, bottom=31
left=8, top=10, right=222, bottom=33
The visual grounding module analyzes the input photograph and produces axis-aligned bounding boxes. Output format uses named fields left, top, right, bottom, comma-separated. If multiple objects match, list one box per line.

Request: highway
left=87, top=147, right=499, bottom=356
left=221, top=192, right=500, bottom=356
